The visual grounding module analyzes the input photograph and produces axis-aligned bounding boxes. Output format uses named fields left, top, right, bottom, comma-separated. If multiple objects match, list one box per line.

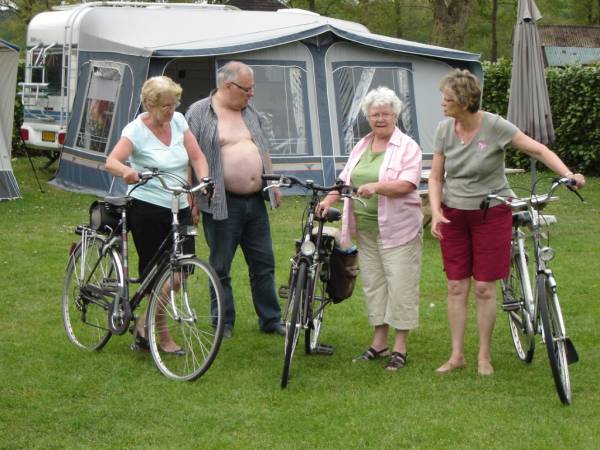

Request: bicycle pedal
left=278, top=285, right=289, bottom=299
left=312, top=343, right=334, bottom=356
left=501, top=301, right=521, bottom=312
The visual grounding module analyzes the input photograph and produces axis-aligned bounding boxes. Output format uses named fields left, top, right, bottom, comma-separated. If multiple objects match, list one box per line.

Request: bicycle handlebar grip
left=262, top=174, right=281, bottom=181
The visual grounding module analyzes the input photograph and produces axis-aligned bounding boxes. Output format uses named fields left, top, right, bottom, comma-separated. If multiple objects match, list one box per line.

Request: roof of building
left=539, top=25, right=600, bottom=47
left=543, top=46, right=600, bottom=66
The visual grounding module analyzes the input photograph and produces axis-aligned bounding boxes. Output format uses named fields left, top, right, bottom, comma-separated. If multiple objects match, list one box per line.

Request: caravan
left=22, top=2, right=481, bottom=195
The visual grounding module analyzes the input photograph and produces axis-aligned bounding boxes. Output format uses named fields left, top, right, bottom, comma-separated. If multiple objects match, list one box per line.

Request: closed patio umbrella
left=507, top=0, right=554, bottom=177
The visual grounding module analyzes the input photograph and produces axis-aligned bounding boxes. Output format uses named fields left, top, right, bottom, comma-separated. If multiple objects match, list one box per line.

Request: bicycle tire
left=62, top=234, right=122, bottom=350
left=538, top=273, right=572, bottom=405
left=282, top=260, right=306, bottom=388
left=502, top=252, right=535, bottom=362
left=147, top=257, right=225, bottom=382
left=305, top=268, right=325, bottom=355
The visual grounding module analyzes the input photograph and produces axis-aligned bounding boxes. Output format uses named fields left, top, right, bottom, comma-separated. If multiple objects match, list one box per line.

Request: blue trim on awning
left=0, top=39, right=19, bottom=52
left=151, top=27, right=330, bottom=57
left=149, top=24, right=480, bottom=64
left=331, top=28, right=480, bottom=62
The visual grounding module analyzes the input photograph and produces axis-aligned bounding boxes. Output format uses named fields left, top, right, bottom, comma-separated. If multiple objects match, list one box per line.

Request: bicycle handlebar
left=262, top=173, right=353, bottom=195
left=480, top=177, right=584, bottom=219
left=138, top=168, right=214, bottom=197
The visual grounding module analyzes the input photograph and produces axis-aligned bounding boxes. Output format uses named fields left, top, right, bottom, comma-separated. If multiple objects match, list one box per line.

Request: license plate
left=42, top=131, right=56, bottom=142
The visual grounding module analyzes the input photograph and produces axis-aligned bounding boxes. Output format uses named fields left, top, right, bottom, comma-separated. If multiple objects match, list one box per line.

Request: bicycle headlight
left=539, top=246, right=555, bottom=262
left=300, top=240, right=316, bottom=256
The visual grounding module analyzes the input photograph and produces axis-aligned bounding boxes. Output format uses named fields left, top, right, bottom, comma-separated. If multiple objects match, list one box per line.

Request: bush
left=482, top=59, right=600, bottom=176
left=12, top=61, right=25, bottom=156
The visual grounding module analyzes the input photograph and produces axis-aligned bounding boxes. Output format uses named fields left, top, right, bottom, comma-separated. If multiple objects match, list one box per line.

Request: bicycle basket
left=89, top=200, right=121, bottom=234
left=326, top=245, right=359, bottom=303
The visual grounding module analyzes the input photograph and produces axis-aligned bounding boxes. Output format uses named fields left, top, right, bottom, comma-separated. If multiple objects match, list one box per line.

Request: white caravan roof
left=28, top=3, right=479, bottom=62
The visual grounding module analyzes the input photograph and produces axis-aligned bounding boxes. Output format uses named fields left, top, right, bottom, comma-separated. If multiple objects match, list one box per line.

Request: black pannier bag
left=89, top=200, right=121, bottom=234
left=326, top=245, right=359, bottom=303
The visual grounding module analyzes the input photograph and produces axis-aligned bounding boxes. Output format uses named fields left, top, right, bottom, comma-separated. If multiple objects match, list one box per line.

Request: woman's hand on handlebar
left=567, top=173, right=585, bottom=189
left=123, top=167, right=140, bottom=184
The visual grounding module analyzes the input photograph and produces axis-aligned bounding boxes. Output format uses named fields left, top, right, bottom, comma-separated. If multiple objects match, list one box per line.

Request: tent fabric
left=507, top=0, right=555, bottom=145
left=75, top=7, right=480, bottom=62
left=40, top=4, right=481, bottom=196
left=0, top=39, right=21, bottom=200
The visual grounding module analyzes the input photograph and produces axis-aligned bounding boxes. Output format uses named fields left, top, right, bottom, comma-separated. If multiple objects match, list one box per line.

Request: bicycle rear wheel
left=282, top=260, right=306, bottom=388
left=62, top=234, right=121, bottom=350
left=147, top=257, right=224, bottom=381
left=538, top=273, right=572, bottom=405
left=305, top=271, right=325, bottom=355
left=501, top=252, right=535, bottom=362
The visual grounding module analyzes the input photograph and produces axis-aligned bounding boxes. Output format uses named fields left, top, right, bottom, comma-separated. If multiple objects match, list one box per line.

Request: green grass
left=1, top=158, right=600, bottom=449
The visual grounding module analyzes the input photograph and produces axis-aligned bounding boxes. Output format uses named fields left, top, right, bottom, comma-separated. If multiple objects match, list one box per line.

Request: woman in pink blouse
left=318, top=86, right=423, bottom=371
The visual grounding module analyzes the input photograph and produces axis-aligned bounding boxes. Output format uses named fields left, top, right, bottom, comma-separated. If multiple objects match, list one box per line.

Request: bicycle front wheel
left=538, top=273, right=572, bottom=405
left=282, top=260, right=306, bottom=388
left=502, top=252, right=535, bottom=362
left=62, top=235, right=121, bottom=350
left=147, top=258, right=224, bottom=382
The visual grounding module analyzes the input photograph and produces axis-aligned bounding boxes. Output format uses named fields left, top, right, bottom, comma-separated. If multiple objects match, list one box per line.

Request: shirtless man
left=185, top=61, right=284, bottom=339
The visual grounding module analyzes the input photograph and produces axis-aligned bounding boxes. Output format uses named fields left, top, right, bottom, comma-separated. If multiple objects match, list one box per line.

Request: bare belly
left=222, top=140, right=264, bottom=194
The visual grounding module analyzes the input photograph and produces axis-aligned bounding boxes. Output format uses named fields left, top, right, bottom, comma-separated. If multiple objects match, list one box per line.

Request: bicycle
left=262, top=174, right=360, bottom=389
left=481, top=176, right=584, bottom=404
left=61, top=169, right=225, bottom=381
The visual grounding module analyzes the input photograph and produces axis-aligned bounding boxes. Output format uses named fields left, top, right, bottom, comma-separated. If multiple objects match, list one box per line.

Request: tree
left=490, top=0, right=498, bottom=61
left=429, top=0, right=473, bottom=49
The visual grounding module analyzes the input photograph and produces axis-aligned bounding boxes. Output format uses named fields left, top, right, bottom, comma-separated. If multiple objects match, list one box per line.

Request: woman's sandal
left=386, top=352, right=407, bottom=371
left=352, top=346, right=390, bottom=362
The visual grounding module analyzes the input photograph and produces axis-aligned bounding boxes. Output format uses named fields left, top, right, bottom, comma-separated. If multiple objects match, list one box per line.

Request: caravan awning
left=77, top=7, right=479, bottom=62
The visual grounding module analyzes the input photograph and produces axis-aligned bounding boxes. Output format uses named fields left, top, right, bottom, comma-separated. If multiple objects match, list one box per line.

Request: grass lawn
left=1, top=157, right=599, bottom=449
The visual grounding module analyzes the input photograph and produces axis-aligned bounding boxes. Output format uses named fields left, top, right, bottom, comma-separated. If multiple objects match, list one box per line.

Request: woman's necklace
left=455, top=115, right=480, bottom=146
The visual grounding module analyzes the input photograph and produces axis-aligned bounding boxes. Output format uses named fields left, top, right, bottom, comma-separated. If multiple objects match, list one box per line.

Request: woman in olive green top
left=319, top=87, right=423, bottom=371
left=429, top=69, right=585, bottom=376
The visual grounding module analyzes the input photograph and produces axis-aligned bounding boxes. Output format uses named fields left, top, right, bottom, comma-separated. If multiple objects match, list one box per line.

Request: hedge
left=482, top=58, right=600, bottom=176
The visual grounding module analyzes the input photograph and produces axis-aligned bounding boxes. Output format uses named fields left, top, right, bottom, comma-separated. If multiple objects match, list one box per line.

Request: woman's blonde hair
left=140, top=76, right=182, bottom=110
left=440, top=69, right=481, bottom=113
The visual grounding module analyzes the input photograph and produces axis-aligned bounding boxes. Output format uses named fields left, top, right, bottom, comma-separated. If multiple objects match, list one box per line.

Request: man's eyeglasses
left=230, top=81, right=254, bottom=93
left=368, top=112, right=396, bottom=120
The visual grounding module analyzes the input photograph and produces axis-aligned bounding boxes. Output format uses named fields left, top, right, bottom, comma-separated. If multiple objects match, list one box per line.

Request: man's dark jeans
left=202, top=192, right=281, bottom=332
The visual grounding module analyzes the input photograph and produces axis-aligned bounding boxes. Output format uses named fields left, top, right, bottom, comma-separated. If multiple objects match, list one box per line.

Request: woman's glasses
left=368, top=112, right=396, bottom=120
left=159, top=101, right=181, bottom=111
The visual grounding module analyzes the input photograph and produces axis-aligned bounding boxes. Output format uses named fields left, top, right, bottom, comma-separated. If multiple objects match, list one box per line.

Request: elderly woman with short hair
left=105, top=76, right=209, bottom=353
left=318, top=86, right=423, bottom=371
left=429, top=69, right=585, bottom=375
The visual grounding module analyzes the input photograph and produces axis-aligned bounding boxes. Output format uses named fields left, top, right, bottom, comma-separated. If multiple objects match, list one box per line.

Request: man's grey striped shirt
left=185, top=90, right=273, bottom=221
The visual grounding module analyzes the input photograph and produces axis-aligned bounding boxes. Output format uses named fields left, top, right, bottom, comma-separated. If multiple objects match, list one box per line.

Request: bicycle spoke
left=147, top=258, right=224, bottom=381
left=62, top=235, right=120, bottom=350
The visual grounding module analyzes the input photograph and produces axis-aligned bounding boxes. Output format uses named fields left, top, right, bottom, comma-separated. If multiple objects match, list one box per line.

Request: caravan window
left=246, top=63, right=311, bottom=156
left=332, top=64, right=418, bottom=154
left=31, top=50, right=62, bottom=96
left=76, top=65, right=121, bottom=154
